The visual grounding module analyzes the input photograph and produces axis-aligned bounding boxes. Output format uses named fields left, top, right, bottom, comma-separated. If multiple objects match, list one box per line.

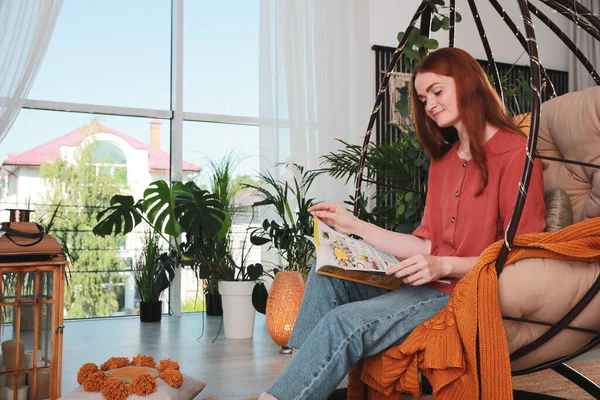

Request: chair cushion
left=59, top=374, right=206, bottom=400
left=537, top=86, right=600, bottom=222
left=500, top=87, right=600, bottom=371
left=499, top=257, right=600, bottom=372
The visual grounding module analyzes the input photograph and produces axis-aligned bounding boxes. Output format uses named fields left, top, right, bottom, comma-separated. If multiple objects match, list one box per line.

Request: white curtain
left=568, top=0, right=600, bottom=91
left=0, top=0, right=63, bottom=144
left=259, top=0, right=372, bottom=204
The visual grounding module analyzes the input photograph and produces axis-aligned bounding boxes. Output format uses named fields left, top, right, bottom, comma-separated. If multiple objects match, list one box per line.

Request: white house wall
left=0, top=166, right=43, bottom=220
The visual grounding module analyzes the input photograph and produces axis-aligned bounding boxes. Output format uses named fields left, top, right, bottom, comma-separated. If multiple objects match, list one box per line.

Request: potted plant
left=190, top=213, right=271, bottom=339
left=133, top=229, right=176, bottom=322
left=248, top=164, right=317, bottom=277
left=246, top=164, right=317, bottom=350
left=92, top=180, right=228, bottom=320
left=200, top=153, right=247, bottom=316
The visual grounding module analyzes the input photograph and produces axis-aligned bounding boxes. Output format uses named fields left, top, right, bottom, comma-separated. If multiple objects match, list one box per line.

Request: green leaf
left=407, top=28, right=421, bottom=42
left=431, top=16, right=442, bottom=32
left=247, top=263, right=264, bottom=281
left=413, top=35, right=427, bottom=47
left=142, top=180, right=181, bottom=237
left=424, top=38, right=439, bottom=50
left=456, top=12, right=462, bottom=23
left=93, top=195, right=142, bottom=237
left=403, top=47, right=421, bottom=61
left=216, top=211, right=232, bottom=241
left=396, top=203, right=406, bottom=217
left=174, top=181, right=226, bottom=238
left=153, top=253, right=176, bottom=298
left=395, top=95, right=410, bottom=118
left=404, top=192, right=414, bottom=202
left=442, top=16, right=450, bottom=30
left=397, top=31, right=405, bottom=43
left=250, top=234, right=271, bottom=246
left=252, top=282, right=269, bottom=314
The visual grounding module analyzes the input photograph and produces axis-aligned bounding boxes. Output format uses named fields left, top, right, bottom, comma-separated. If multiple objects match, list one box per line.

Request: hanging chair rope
left=488, top=0, right=559, bottom=98
left=529, top=2, right=600, bottom=85
left=540, top=0, right=600, bottom=40
left=448, top=0, right=456, bottom=47
left=467, top=0, right=504, bottom=100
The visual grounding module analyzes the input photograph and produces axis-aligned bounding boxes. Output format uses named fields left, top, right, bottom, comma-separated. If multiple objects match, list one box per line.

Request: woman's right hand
left=307, top=202, right=359, bottom=235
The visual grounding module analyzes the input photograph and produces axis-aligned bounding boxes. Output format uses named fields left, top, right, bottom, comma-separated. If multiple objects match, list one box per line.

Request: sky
left=2, top=0, right=261, bottom=178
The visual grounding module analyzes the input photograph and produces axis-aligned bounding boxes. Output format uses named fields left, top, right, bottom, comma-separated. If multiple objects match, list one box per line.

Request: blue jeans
left=267, top=264, right=450, bottom=400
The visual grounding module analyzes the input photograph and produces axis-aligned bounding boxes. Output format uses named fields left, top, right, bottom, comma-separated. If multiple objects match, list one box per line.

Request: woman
left=260, top=47, right=546, bottom=400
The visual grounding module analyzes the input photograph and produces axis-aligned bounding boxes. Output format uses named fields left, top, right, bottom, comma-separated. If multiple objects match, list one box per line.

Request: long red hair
left=410, top=47, right=523, bottom=194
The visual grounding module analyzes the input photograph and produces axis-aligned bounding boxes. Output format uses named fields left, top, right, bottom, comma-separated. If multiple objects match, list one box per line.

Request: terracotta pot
left=266, top=271, right=305, bottom=347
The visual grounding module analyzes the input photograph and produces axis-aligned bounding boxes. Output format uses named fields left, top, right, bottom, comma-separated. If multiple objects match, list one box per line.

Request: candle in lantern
left=1, top=340, right=24, bottom=371
left=6, top=385, right=27, bottom=400
left=26, top=361, right=50, bottom=400
left=5, top=372, right=26, bottom=387
left=34, top=371, right=50, bottom=400
left=24, top=350, right=42, bottom=369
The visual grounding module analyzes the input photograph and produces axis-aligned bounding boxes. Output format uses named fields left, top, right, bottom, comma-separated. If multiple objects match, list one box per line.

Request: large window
left=1, top=1, right=260, bottom=319
left=1, top=110, right=172, bottom=319
left=183, top=1, right=259, bottom=117
left=27, top=0, right=171, bottom=109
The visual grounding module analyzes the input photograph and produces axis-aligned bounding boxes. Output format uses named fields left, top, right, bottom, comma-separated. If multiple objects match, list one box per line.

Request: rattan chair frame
left=353, top=0, right=600, bottom=397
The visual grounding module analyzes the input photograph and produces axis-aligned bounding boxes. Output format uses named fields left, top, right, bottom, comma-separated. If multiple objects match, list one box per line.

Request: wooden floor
left=61, top=313, right=315, bottom=400
left=61, top=313, right=600, bottom=400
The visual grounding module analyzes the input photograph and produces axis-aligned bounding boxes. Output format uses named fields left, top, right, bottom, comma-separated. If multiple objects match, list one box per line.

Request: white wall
left=369, top=0, right=571, bottom=71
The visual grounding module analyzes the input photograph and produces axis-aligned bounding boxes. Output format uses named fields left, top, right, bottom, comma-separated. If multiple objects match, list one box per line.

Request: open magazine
left=310, top=217, right=405, bottom=290
left=310, top=217, right=452, bottom=290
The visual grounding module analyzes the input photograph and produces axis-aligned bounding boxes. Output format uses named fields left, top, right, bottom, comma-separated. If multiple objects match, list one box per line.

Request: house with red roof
left=0, top=121, right=205, bottom=314
left=0, top=120, right=201, bottom=213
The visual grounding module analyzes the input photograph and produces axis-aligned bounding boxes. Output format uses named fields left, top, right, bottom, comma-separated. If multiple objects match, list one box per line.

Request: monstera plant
left=92, top=180, right=229, bottom=320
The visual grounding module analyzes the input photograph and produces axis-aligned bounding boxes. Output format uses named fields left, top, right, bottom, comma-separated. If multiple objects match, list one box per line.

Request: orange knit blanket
left=354, top=217, right=600, bottom=400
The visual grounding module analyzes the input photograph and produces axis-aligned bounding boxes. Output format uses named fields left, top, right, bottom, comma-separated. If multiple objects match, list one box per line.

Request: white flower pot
left=218, top=281, right=256, bottom=339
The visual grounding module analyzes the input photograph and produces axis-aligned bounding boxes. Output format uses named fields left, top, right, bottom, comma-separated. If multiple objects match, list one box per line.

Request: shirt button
left=451, top=217, right=456, bottom=223
left=455, top=191, right=459, bottom=197
left=462, top=162, right=467, bottom=168
left=450, top=242, right=455, bottom=248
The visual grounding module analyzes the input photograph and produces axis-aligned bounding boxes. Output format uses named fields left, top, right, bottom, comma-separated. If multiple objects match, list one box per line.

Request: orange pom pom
left=83, top=371, right=107, bottom=392
left=77, top=363, right=99, bottom=385
left=100, top=357, right=130, bottom=371
left=131, top=353, right=156, bottom=368
left=159, top=368, right=184, bottom=388
left=129, top=373, right=157, bottom=396
left=157, top=359, right=180, bottom=372
left=101, top=377, right=129, bottom=400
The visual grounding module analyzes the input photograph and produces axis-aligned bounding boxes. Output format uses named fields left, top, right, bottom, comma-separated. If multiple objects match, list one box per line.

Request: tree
left=39, top=130, right=129, bottom=319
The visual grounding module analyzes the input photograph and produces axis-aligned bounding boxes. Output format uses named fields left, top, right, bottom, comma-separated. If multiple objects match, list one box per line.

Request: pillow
left=544, top=188, right=573, bottom=232
left=59, top=374, right=206, bottom=400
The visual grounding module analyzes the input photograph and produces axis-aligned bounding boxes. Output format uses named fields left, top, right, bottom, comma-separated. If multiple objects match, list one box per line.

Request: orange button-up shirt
left=413, top=129, right=546, bottom=294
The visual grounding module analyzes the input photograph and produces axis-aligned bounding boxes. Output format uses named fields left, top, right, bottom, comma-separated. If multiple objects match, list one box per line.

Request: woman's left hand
left=386, top=254, right=449, bottom=286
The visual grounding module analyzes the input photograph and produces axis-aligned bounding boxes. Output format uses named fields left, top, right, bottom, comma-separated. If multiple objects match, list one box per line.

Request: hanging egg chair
left=352, top=0, right=600, bottom=398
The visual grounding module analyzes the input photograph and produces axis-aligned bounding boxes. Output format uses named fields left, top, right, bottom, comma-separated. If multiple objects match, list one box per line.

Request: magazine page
left=313, top=217, right=398, bottom=273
